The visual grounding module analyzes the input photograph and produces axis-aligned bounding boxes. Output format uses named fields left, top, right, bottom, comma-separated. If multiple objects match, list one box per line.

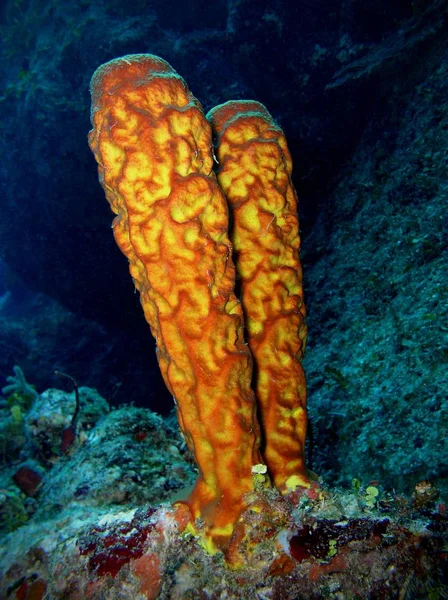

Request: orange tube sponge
left=88, top=55, right=263, bottom=552
left=207, top=101, right=309, bottom=491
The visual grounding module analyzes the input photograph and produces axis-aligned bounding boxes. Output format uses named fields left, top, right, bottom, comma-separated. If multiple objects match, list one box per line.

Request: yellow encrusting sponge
left=88, top=55, right=263, bottom=553
left=207, top=100, right=309, bottom=491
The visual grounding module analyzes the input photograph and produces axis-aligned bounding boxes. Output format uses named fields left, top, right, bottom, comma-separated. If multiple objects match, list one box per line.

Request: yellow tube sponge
left=207, top=101, right=309, bottom=491
left=88, top=55, right=263, bottom=552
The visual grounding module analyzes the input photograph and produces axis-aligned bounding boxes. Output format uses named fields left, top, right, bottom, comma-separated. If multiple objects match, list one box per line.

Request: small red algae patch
left=13, top=466, right=42, bottom=497
left=15, top=578, right=47, bottom=600
left=132, top=552, right=161, bottom=600
left=134, top=430, right=148, bottom=442
left=308, top=554, right=348, bottom=582
left=77, top=506, right=157, bottom=577
left=304, top=483, right=321, bottom=501
left=289, top=518, right=389, bottom=563
left=287, top=481, right=322, bottom=505
left=172, top=502, right=192, bottom=532
left=61, top=424, right=77, bottom=453
left=267, top=553, right=295, bottom=576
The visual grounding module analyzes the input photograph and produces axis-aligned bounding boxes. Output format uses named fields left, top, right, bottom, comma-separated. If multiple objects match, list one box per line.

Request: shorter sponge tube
left=208, top=100, right=309, bottom=492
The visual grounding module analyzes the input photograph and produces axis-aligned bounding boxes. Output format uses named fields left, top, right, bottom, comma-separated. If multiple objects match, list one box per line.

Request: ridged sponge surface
left=208, top=100, right=308, bottom=491
left=89, top=55, right=262, bottom=552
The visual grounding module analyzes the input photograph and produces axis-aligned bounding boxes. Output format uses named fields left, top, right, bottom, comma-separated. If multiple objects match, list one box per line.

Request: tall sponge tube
left=207, top=100, right=309, bottom=492
left=88, top=55, right=263, bottom=553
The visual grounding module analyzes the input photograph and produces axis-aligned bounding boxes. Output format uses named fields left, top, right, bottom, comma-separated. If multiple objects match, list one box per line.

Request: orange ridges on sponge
left=88, top=55, right=263, bottom=552
left=207, top=100, right=309, bottom=491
